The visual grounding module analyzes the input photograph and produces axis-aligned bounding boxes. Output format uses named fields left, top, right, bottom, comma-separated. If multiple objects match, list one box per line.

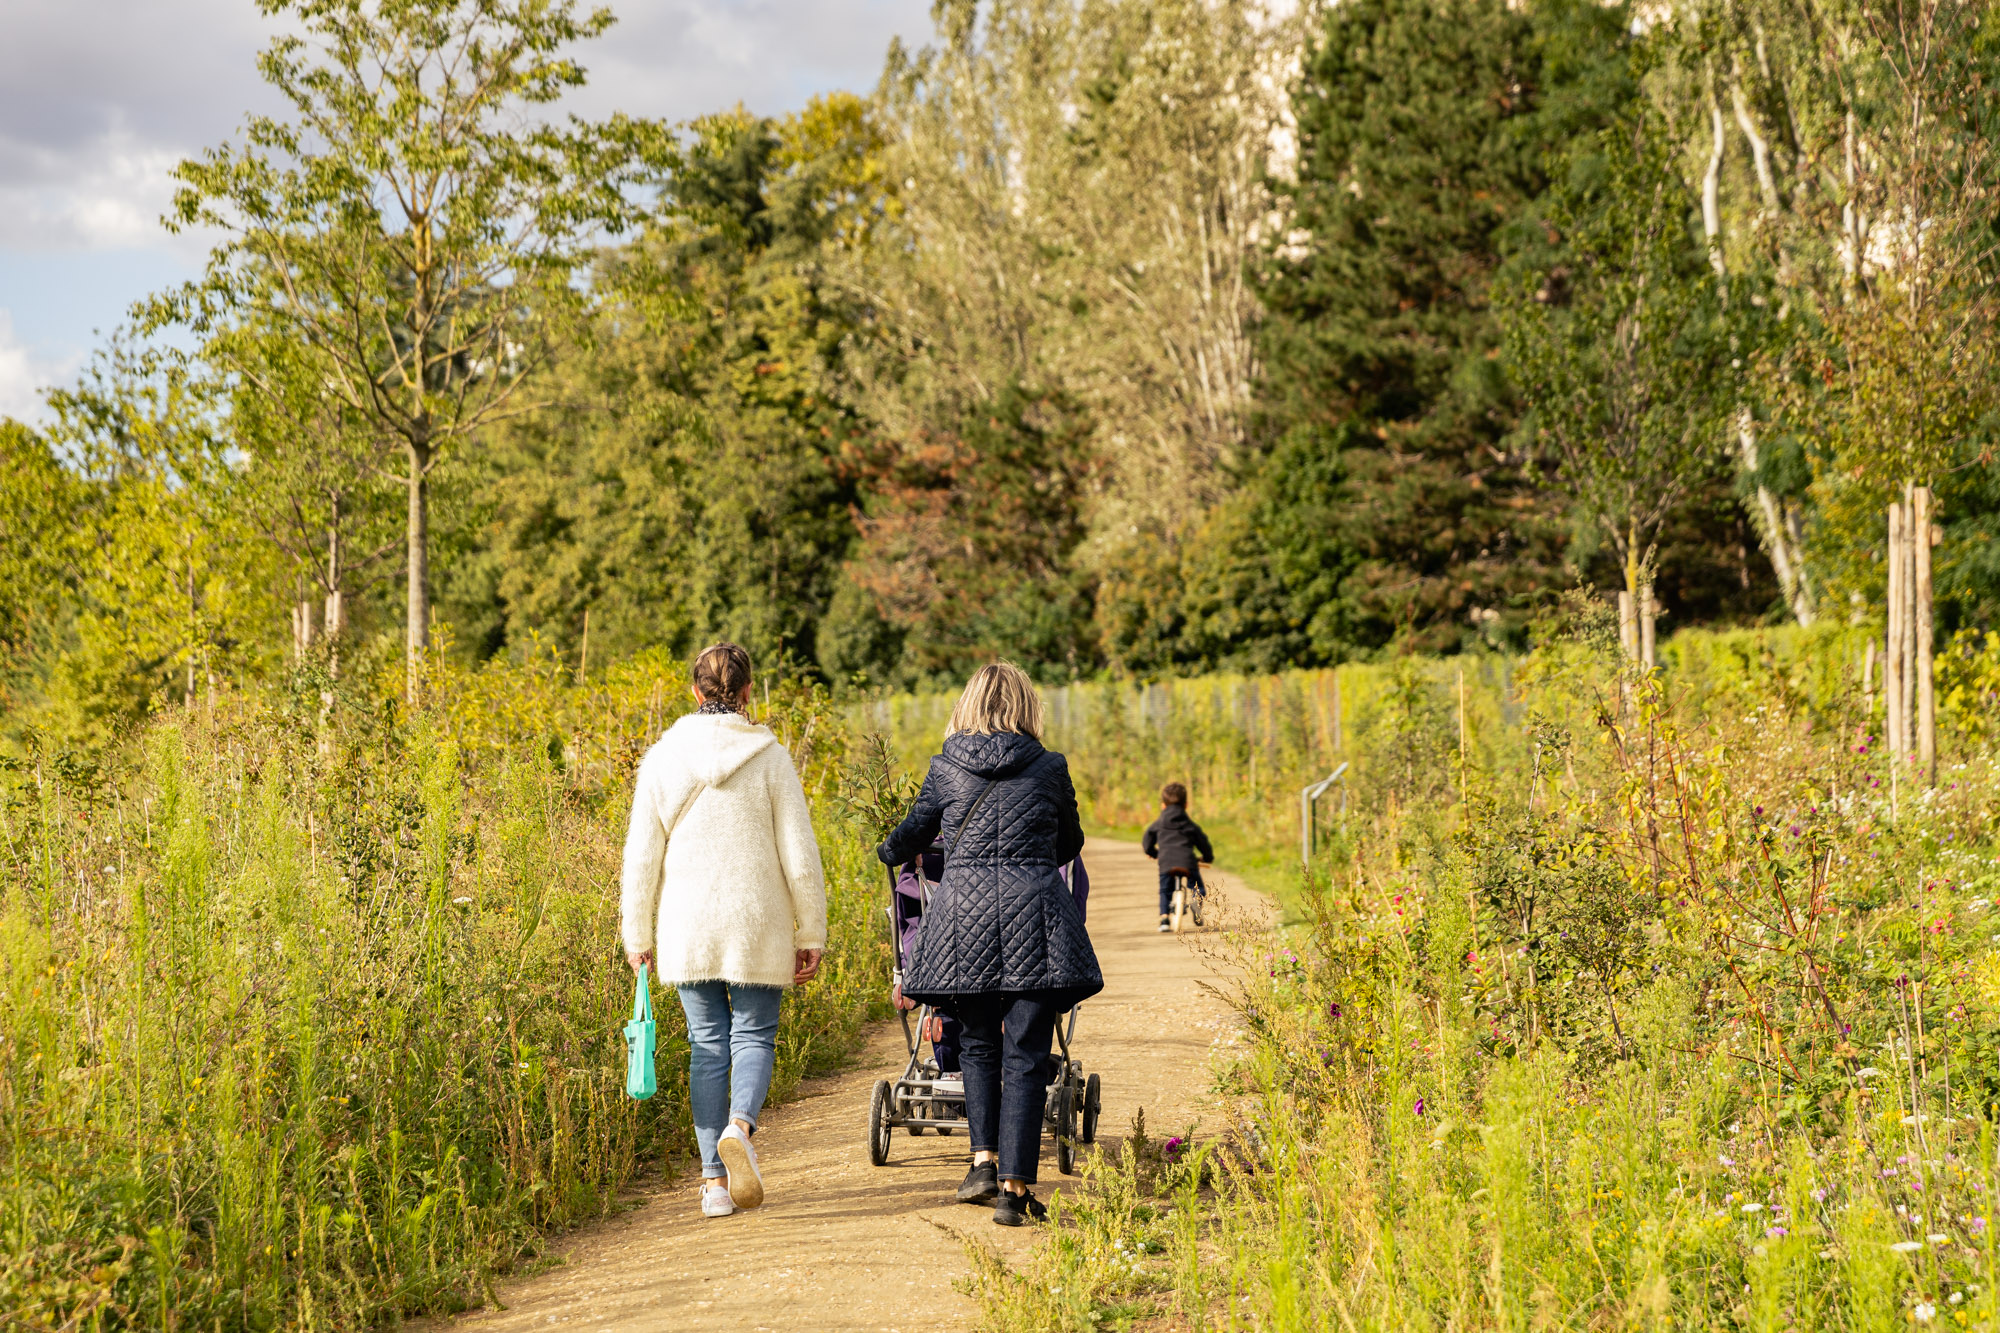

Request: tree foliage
left=160, top=0, right=655, bottom=694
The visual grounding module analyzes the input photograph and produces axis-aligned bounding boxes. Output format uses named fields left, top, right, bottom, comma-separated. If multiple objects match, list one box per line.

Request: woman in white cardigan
left=621, top=642, right=827, bottom=1219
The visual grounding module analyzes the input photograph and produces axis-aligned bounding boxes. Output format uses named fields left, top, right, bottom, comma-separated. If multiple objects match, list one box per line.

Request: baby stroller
left=866, top=846, right=1103, bottom=1176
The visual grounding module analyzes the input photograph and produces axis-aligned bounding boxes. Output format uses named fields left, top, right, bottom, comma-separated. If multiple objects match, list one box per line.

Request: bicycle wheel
left=1190, top=885, right=1205, bottom=928
left=1171, top=877, right=1188, bottom=933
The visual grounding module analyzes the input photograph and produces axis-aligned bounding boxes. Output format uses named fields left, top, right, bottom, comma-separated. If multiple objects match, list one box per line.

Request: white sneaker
left=1157, top=919, right=1171, bottom=933
left=700, top=1182, right=735, bottom=1218
left=716, top=1123, right=765, bottom=1209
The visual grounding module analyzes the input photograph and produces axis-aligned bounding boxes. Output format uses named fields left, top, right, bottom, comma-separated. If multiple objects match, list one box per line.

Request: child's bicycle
left=1167, top=868, right=1206, bottom=933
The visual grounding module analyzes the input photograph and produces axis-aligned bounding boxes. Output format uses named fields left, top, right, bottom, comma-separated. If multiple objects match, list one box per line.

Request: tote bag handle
left=624, top=964, right=658, bottom=1101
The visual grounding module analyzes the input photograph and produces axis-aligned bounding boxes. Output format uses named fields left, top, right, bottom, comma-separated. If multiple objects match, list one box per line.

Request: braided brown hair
left=691, top=642, right=753, bottom=710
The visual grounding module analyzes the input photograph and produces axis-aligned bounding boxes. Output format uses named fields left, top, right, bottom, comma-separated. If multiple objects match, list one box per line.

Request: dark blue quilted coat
left=878, top=731, right=1102, bottom=1009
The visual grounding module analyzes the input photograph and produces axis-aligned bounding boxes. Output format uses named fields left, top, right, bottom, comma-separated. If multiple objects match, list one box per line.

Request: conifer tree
left=1249, top=0, right=1635, bottom=654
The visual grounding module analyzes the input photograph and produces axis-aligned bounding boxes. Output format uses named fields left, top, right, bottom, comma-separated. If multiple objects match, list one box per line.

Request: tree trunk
left=324, top=504, right=346, bottom=679
left=1736, top=409, right=1816, bottom=625
left=406, top=441, right=432, bottom=702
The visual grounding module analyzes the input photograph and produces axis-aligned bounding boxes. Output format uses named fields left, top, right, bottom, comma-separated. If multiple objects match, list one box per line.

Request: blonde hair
left=946, top=662, right=1044, bottom=740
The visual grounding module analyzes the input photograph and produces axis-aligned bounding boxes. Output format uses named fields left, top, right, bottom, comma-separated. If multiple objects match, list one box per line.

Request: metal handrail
left=1300, top=762, right=1349, bottom=865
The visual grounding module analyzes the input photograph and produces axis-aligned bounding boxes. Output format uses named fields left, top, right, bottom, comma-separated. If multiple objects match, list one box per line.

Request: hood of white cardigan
left=660, top=710, right=779, bottom=786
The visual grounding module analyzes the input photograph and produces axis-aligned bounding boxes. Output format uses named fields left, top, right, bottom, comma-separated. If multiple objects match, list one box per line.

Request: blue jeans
left=676, top=981, right=783, bottom=1179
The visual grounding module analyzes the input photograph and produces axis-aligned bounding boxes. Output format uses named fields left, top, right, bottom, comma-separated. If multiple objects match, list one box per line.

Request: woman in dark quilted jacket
left=878, top=662, right=1102, bottom=1226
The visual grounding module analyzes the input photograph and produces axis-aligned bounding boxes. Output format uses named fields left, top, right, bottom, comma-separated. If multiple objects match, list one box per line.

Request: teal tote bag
left=624, top=965, right=658, bottom=1101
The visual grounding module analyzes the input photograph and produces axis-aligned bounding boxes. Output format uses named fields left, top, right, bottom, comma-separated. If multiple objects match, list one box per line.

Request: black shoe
left=992, top=1188, right=1047, bottom=1227
left=957, top=1161, right=999, bottom=1204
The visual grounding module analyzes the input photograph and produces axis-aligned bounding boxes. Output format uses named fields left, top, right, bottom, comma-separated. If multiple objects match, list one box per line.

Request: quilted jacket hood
left=661, top=711, right=778, bottom=786
left=941, top=729, right=1046, bottom=780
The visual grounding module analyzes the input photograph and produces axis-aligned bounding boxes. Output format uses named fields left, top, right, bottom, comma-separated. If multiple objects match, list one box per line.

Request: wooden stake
left=578, top=607, right=591, bottom=686
left=1886, top=500, right=1905, bottom=761
left=1457, top=666, right=1467, bottom=801
left=1863, top=639, right=1876, bottom=718
left=1639, top=582, right=1657, bottom=671
left=1899, top=491, right=1917, bottom=762
left=1914, top=485, right=1936, bottom=784
left=1333, top=671, right=1343, bottom=754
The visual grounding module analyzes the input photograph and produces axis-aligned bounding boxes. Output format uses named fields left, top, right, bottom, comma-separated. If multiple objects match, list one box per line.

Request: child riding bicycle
left=1142, top=782, right=1212, bottom=933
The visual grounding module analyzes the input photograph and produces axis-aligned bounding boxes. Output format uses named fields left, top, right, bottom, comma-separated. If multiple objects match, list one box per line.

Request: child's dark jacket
left=1142, top=805, right=1212, bottom=873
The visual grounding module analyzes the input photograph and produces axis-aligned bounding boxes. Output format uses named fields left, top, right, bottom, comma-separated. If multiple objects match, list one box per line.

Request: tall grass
left=0, top=648, right=888, bottom=1329
left=971, top=614, right=2000, bottom=1329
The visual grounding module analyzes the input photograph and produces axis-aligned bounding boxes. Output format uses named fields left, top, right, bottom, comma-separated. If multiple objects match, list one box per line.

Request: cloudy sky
left=0, top=0, right=933, bottom=421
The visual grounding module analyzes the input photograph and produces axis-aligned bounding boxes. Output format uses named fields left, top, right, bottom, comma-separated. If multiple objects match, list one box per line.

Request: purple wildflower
left=1414, top=1096, right=1426, bottom=1117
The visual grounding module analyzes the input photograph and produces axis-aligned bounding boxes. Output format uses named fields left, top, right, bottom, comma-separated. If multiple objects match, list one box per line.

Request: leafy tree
left=1787, top=0, right=2000, bottom=615
left=445, top=98, right=880, bottom=671
left=857, top=0, right=1300, bottom=551
left=216, top=324, right=403, bottom=659
left=1502, top=107, right=1729, bottom=608
left=0, top=421, right=89, bottom=710
left=161, top=0, right=654, bottom=698
left=830, top=383, right=1098, bottom=685
left=1250, top=0, right=1637, bottom=654
left=32, top=351, right=278, bottom=746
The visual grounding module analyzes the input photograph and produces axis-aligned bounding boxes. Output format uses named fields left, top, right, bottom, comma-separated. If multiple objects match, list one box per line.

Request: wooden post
left=1914, top=485, right=1936, bottom=784
left=1899, top=490, right=1918, bottom=762
left=1886, top=500, right=1905, bottom=761
left=1457, top=666, right=1467, bottom=801
left=1639, top=582, right=1658, bottom=670
left=1862, top=639, right=1876, bottom=720
left=1332, top=671, right=1342, bottom=754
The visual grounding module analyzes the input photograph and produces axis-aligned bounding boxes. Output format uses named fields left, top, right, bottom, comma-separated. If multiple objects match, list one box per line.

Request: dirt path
left=443, top=839, right=1260, bottom=1333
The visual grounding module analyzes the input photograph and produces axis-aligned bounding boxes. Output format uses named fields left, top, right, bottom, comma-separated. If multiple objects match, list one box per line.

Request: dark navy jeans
left=948, top=991, right=1062, bottom=1184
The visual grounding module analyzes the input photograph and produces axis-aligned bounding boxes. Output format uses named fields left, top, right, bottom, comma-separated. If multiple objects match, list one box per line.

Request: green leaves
left=1500, top=101, right=1729, bottom=593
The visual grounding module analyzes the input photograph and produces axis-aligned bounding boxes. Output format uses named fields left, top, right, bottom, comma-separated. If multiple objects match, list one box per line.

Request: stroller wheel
left=867, top=1079, right=893, bottom=1165
left=1081, top=1072, right=1102, bottom=1145
left=1053, top=1079, right=1078, bottom=1176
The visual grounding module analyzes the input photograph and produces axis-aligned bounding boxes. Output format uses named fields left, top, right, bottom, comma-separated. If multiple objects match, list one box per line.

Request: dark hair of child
left=1161, top=781, right=1187, bottom=806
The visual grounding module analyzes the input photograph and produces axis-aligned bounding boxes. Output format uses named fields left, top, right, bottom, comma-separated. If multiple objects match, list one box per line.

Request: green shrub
left=0, top=648, right=888, bottom=1329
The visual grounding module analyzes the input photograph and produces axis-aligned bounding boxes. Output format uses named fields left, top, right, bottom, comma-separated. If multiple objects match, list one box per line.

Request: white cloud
left=0, top=0, right=934, bottom=375
left=0, top=0, right=931, bottom=258
left=0, top=133, right=197, bottom=254
left=0, top=311, right=82, bottom=424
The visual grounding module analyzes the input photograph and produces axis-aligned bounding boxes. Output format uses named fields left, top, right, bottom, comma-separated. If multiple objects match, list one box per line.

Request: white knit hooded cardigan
left=619, top=711, right=827, bottom=988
